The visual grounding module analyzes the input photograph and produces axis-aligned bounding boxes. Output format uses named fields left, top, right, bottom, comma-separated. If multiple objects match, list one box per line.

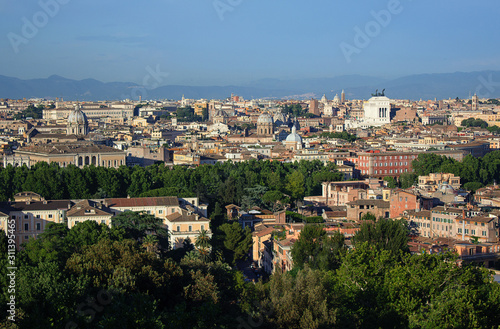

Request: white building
left=346, top=95, right=392, bottom=129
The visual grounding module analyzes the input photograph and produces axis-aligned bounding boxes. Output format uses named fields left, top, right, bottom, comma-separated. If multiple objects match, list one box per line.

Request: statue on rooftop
left=371, top=89, right=386, bottom=97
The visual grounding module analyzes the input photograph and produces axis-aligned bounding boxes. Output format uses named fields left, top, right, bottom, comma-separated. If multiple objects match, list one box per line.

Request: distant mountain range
left=1, top=71, right=500, bottom=101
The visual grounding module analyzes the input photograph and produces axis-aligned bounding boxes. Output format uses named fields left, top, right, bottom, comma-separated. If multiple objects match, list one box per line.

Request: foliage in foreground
left=2, top=221, right=500, bottom=329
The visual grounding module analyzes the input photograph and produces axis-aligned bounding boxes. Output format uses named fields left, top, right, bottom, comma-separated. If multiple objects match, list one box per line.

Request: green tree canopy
left=111, top=211, right=168, bottom=249
left=291, top=225, right=346, bottom=271
left=353, top=219, right=410, bottom=254
left=217, top=222, right=252, bottom=264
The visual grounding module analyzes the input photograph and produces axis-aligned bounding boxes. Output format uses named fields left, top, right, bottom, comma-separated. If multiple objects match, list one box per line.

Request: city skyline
left=2, top=0, right=500, bottom=86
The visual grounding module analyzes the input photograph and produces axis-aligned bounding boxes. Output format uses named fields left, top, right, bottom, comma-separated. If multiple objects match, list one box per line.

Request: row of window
left=432, top=217, right=453, bottom=223
left=457, top=228, right=487, bottom=236
left=433, top=224, right=452, bottom=231
left=375, top=162, right=408, bottom=167
left=176, top=225, right=205, bottom=232
left=372, top=169, right=409, bottom=174
left=12, top=214, right=54, bottom=219
left=360, top=155, right=417, bottom=160
left=22, top=223, right=42, bottom=231
left=458, top=220, right=486, bottom=226
left=415, top=222, right=488, bottom=237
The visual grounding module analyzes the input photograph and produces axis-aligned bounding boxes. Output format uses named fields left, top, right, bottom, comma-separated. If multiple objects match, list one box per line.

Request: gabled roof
left=67, top=200, right=113, bottom=217
left=166, top=209, right=209, bottom=223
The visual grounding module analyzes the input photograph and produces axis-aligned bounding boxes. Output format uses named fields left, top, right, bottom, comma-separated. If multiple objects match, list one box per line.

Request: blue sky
left=1, top=0, right=500, bottom=86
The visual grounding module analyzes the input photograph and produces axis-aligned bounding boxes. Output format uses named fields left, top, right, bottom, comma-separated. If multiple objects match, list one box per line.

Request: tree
left=195, top=229, right=212, bottom=263
left=399, top=172, right=417, bottom=189
left=65, top=220, right=112, bottom=251
left=361, top=212, right=376, bottom=221
left=463, top=181, right=483, bottom=192
left=384, top=176, right=398, bottom=188
left=240, top=184, right=268, bottom=211
left=259, top=267, right=336, bottom=328
left=461, top=118, right=488, bottom=129
left=218, top=222, right=252, bottom=264
left=353, top=219, right=410, bottom=254
left=201, top=108, right=208, bottom=121
left=142, top=234, right=160, bottom=254
left=20, top=222, right=71, bottom=266
left=285, top=170, right=305, bottom=202
left=262, top=190, right=288, bottom=211
left=291, top=225, right=345, bottom=271
left=111, top=211, right=168, bottom=250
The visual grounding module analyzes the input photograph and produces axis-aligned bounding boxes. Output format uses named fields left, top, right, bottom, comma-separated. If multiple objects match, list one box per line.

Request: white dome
left=285, top=132, right=302, bottom=142
left=285, top=125, right=302, bottom=142
left=68, top=105, right=88, bottom=125
left=257, top=113, right=273, bottom=124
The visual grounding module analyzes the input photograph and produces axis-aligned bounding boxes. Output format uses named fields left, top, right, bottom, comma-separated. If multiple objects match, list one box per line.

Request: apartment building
left=0, top=199, right=70, bottom=248
left=346, top=199, right=390, bottom=222
left=0, top=195, right=209, bottom=249
left=357, top=151, right=418, bottom=178
left=389, top=190, right=435, bottom=219
left=67, top=199, right=113, bottom=229
left=418, top=173, right=461, bottom=191
left=408, top=207, right=498, bottom=243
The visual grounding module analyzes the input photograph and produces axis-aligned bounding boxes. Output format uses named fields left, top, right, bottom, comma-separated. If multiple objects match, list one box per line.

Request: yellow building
left=167, top=209, right=211, bottom=249
left=13, top=143, right=126, bottom=168
left=0, top=195, right=209, bottom=250
left=104, top=196, right=209, bottom=249
left=67, top=200, right=113, bottom=229
left=173, top=151, right=201, bottom=165
left=193, top=102, right=208, bottom=117
left=0, top=199, right=70, bottom=248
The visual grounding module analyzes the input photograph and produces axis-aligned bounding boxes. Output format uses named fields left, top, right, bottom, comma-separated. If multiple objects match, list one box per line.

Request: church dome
left=257, top=112, right=273, bottom=125
left=68, top=105, right=88, bottom=125
left=285, top=125, right=302, bottom=142
left=273, top=112, right=285, bottom=123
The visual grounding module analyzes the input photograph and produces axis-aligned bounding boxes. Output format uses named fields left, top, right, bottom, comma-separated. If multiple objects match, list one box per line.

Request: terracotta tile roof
left=67, top=200, right=113, bottom=217
left=166, top=209, right=209, bottom=223
left=407, top=210, right=431, bottom=218
left=255, top=227, right=274, bottom=237
left=347, top=199, right=390, bottom=208
left=276, top=238, right=296, bottom=247
left=105, top=196, right=179, bottom=208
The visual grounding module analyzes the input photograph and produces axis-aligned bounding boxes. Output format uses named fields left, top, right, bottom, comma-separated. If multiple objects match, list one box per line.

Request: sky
left=1, top=0, right=500, bottom=86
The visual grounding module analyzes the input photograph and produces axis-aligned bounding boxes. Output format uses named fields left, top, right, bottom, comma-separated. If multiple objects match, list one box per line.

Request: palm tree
left=195, top=229, right=211, bottom=249
left=142, top=234, right=159, bottom=254
left=195, top=229, right=212, bottom=262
